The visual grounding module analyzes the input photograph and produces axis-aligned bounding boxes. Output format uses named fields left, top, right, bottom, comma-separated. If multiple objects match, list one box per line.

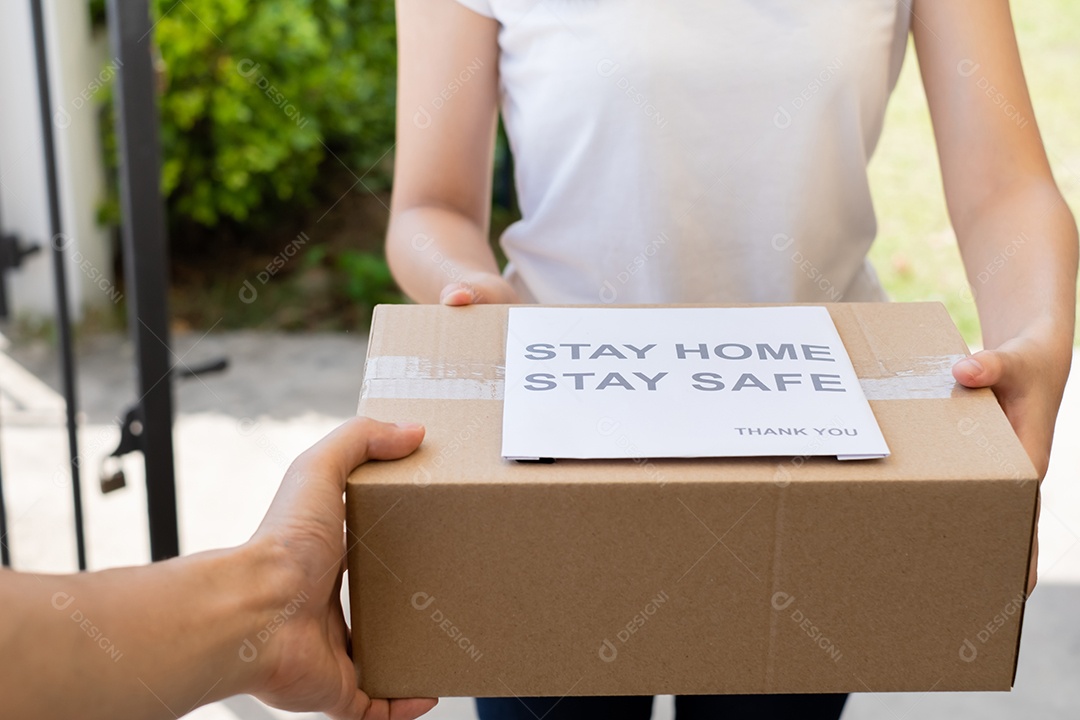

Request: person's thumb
left=952, top=349, right=1020, bottom=390
left=305, top=418, right=426, bottom=484
left=440, top=281, right=480, bottom=306
left=267, top=419, right=425, bottom=518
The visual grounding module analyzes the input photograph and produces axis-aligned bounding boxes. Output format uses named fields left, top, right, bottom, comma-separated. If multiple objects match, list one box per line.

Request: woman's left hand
left=951, top=333, right=1071, bottom=477
left=952, top=331, right=1071, bottom=592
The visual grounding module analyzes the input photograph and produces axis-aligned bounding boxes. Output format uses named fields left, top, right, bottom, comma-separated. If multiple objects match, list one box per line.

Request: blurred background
left=0, top=1, right=1077, bottom=719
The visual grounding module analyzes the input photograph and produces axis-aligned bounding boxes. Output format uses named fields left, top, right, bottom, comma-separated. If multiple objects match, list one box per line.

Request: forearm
left=956, top=179, right=1078, bottom=357
left=1, top=543, right=282, bottom=719
left=386, top=205, right=503, bottom=303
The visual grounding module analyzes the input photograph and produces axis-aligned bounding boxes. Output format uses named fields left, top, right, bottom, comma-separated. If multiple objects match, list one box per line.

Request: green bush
left=143, top=0, right=395, bottom=227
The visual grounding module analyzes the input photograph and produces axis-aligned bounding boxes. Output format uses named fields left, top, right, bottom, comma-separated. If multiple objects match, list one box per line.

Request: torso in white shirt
left=451, top=0, right=913, bottom=304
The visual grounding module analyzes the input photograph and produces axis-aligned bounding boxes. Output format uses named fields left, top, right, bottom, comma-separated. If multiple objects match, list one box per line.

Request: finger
left=440, top=282, right=478, bottom=306
left=1028, top=491, right=1041, bottom=595
left=1028, top=533, right=1039, bottom=594
left=389, top=698, right=440, bottom=720
left=333, top=695, right=437, bottom=720
left=952, top=349, right=1020, bottom=389
left=259, top=420, right=424, bottom=533
left=295, top=418, right=426, bottom=490
left=328, top=690, right=374, bottom=720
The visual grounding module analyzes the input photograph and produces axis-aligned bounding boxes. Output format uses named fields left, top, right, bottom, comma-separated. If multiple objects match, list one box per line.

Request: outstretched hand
left=245, top=418, right=436, bottom=720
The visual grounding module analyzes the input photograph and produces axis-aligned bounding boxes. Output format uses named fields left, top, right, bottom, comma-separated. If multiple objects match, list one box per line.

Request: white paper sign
left=501, top=307, right=889, bottom=461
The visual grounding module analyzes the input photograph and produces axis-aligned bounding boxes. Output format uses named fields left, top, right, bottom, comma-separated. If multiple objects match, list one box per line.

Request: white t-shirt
left=451, top=0, right=912, bottom=304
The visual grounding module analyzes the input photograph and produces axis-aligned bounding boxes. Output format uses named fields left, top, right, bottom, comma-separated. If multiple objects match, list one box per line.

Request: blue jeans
left=476, top=693, right=848, bottom=719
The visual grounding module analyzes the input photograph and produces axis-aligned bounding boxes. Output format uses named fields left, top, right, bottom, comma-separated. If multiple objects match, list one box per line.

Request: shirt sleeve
left=451, top=0, right=495, bottom=18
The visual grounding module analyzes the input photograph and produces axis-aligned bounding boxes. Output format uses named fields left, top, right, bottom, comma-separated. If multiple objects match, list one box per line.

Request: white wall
left=0, top=0, right=116, bottom=321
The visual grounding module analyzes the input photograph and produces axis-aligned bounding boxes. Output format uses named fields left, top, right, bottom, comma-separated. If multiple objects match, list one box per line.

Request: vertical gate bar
left=106, top=0, right=180, bottom=561
left=0, top=165, right=10, bottom=568
left=0, top=411, right=9, bottom=567
left=29, top=0, right=87, bottom=571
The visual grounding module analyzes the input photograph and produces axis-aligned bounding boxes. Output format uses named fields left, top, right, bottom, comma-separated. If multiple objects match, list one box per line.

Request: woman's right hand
left=440, top=272, right=520, bottom=305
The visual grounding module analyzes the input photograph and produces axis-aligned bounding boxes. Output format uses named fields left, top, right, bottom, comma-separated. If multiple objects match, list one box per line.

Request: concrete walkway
left=1, top=331, right=1077, bottom=719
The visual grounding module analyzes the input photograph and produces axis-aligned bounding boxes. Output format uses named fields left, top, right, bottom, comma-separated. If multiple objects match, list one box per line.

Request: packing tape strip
left=362, top=377, right=505, bottom=401
left=859, top=354, right=969, bottom=400
left=361, top=354, right=968, bottom=401
left=363, top=355, right=505, bottom=401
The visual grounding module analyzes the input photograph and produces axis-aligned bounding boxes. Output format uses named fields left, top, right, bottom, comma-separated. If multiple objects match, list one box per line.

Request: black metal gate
left=0, top=0, right=182, bottom=569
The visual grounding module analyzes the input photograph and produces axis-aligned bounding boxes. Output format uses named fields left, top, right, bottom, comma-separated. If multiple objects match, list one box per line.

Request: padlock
left=99, top=456, right=127, bottom=494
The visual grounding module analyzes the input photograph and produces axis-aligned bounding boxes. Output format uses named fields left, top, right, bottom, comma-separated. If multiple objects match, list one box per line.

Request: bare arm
left=1, top=548, right=275, bottom=719
left=0, top=419, right=434, bottom=720
left=387, top=0, right=517, bottom=305
left=913, top=0, right=1078, bottom=476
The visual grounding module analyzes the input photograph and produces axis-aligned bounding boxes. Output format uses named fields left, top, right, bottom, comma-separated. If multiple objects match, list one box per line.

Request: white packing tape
left=361, top=354, right=969, bottom=402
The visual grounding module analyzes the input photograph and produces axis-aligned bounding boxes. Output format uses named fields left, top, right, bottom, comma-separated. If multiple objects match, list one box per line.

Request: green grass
left=867, top=0, right=1080, bottom=346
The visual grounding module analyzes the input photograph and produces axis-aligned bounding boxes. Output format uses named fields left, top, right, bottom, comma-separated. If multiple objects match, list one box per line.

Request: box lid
left=352, top=303, right=1037, bottom=486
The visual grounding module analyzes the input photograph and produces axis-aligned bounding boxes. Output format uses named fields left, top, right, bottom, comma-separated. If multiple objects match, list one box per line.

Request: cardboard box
left=346, top=303, right=1038, bottom=698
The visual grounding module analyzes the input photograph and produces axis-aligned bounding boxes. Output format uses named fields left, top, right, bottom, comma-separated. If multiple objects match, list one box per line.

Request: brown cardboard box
left=346, top=303, right=1038, bottom=699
